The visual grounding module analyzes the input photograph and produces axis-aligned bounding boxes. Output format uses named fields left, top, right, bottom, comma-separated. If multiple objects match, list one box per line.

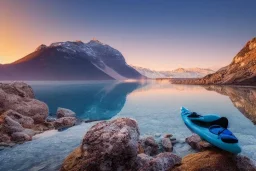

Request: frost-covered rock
left=61, top=118, right=140, bottom=171
left=56, top=107, right=76, bottom=118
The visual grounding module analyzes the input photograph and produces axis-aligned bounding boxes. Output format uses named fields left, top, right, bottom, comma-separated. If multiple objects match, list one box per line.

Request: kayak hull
left=181, top=107, right=241, bottom=154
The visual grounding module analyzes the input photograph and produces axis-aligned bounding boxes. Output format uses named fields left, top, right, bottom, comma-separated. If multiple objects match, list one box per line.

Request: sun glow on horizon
left=0, top=1, right=255, bottom=69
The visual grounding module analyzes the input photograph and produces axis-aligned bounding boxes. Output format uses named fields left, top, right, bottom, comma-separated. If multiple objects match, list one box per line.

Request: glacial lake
left=1, top=80, right=256, bottom=171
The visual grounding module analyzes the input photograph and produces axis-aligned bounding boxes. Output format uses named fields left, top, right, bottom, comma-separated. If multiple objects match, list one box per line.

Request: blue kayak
left=181, top=107, right=241, bottom=154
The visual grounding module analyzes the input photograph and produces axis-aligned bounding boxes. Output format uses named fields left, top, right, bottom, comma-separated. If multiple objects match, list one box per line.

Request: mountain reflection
left=32, top=81, right=143, bottom=120
left=204, top=85, right=256, bottom=125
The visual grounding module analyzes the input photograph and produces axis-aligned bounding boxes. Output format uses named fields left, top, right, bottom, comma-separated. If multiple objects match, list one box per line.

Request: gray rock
left=61, top=118, right=140, bottom=171
left=162, top=137, right=173, bottom=152
left=46, top=117, right=56, bottom=122
left=135, top=153, right=153, bottom=169
left=54, top=117, right=76, bottom=129
left=3, top=116, right=25, bottom=133
left=185, top=134, right=213, bottom=151
left=154, top=133, right=161, bottom=138
left=11, top=132, right=32, bottom=142
left=0, top=83, right=49, bottom=122
left=0, top=82, right=34, bottom=99
left=56, top=107, right=76, bottom=118
left=3, top=110, right=34, bottom=128
left=138, top=152, right=182, bottom=171
left=235, top=155, right=256, bottom=171
left=23, top=129, right=36, bottom=137
left=10, top=82, right=35, bottom=98
left=0, top=133, right=11, bottom=143
left=139, top=136, right=159, bottom=156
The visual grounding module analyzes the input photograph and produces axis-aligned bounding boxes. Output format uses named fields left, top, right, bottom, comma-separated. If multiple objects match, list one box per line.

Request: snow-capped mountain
left=0, top=40, right=145, bottom=80
left=132, top=66, right=214, bottom=78
left=131, top=66, right=166, bottom=78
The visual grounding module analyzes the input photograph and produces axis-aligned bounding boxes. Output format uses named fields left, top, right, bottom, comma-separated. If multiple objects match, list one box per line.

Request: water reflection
left=204, top=86, right=256, bottom=125
left=31, top=81, right=143, bottom=120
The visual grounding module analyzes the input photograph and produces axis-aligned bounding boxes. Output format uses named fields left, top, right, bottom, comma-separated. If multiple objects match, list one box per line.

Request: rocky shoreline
left=0, top=82, right=78, bottom=147
left=1, top=82, right=256, bottom=171
left=170, top=37, right=256, bottom=86
left=61, top=118, right=256, bottom=171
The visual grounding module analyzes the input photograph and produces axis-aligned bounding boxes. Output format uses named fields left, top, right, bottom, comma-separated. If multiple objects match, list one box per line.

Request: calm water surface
left=0, top=80, right=256, bottom=171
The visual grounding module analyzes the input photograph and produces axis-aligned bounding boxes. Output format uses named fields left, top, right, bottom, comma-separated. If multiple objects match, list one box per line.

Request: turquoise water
left=0, top=81, right=256, bottom=171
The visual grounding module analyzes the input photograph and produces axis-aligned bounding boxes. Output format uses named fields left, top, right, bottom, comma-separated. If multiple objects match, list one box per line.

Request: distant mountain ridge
left=132, top=65, right=214, bottom=78
left=0, top=40, right=145, bottom=80
left=172, top=37, right=256, bottom=85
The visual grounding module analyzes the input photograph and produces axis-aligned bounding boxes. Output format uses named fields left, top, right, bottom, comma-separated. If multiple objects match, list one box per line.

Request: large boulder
left=0, top=82, right=49, bottom=122
left=61, top=118, right=140, bottom=171
left=185, top=134, right=213, bottom=151
left=139, top=136, right=159, bottom=156
left=56, top=107, right=76, bottom=118
left=173, top=150, right=256, bottom=171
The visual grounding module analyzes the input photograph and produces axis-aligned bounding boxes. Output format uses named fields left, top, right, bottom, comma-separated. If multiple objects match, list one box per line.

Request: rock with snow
left=0, top=40, right=145, bottom=80
left=56, top=108, right=76, bottom=118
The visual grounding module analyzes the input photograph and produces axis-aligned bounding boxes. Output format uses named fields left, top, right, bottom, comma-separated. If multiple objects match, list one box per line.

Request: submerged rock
left=61, top=118, right=140, bottom=171
left=173, top=150, right=256, bottom=171
left=185, top=134, right=213, bottom=151
left=56, top=107, right=76, bottom=118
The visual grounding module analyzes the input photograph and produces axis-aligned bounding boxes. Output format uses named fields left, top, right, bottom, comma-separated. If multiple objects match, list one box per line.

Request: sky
left=0, top=0, right=256, bottom=70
